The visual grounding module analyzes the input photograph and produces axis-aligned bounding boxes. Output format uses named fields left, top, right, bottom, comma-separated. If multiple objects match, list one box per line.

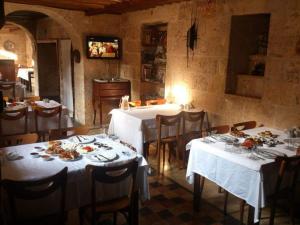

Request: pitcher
left=120, top=95, right=129, bottom=110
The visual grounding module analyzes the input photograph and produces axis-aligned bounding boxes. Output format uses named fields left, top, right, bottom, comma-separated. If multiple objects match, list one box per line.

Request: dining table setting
left=186, top=126, right=299, bottom=224
left=2, top=99, right=73, bottom=135
left=0, top=133, right=150, bottom=217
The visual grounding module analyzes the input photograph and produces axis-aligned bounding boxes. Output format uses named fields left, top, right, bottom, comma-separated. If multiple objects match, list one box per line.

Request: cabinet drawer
left=99, top=89, right=130, bottom=97
left=93, top=82, right=129, bottom=90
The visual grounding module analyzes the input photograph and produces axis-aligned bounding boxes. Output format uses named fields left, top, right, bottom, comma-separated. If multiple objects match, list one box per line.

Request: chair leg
left=239, top=200, right=246, bottom=225
left=156, top=142, right=161, bottom=176
left=113, top=212, right=117, bottom=225
left=269, top=199, right=277, bottom=225
left=162, top=143, right=166, bottom=175
left=79, top=207, right=84, bottom=225
left=224, top=191, right=229, bottom=216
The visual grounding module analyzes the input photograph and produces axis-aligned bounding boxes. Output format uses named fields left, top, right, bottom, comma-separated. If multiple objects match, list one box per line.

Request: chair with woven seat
left=0, top=83, right=15, bottom=101
left=145, top=98, right=166, bottom=106
left=2, top=167, right=68, bottom=225
left=0, top=107, right=28, bottom=135
left=49, top=126, right=90, bottom=141
left=0, top=133, right=38, bottom=147
left=34, top=105, right=62, bottom=141
left=182, top=111, right=205, bottom=167
left=156, top=112, right=182, bottom=175
left=79, top=160, right=139, bottom=225
left=232, top=121, right=256, bottom=131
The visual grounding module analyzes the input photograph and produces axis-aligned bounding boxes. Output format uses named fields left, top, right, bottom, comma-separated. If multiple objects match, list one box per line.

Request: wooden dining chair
left=232, top=121, right=256, bottom=131
left=49, top=126, right=90, bottom=141
left=145, top=98, right=166, bottom=106
left=0, top=107, right=28, bottom=135
left=2, top=167, right=68, bottom=225
left=156, top=112, right=182, bottom=175
left=24, top=96, right=41, bottom=102
left=34, top=105, right=62, bottom=141
left=182, top=111, right=205, bottom=167
left=206, top=125, right=230, bottom=136
left=79, top=160, right=139, bottom=225
left=128, top=100, right=141, bottom=107
left=0, top=83, right=15, bottom=100
left=0, top=133, right=39, bottom=147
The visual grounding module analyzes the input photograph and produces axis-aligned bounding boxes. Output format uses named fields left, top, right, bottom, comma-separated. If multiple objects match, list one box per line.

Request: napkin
left=36, top=100, right=61, bottom=108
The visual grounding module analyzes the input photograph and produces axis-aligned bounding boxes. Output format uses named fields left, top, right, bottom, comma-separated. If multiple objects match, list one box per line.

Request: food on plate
left=241, top=138, right=257, bottom=149
left=258, top=130, right=278, bottom=138
left=46, top=145, right=65, bottom=155
left=59, top=150, right=80, bottom=160
left=48, top=140, right=62, bottom=146
left=230, top=130, right=249, bottom=138
left=41, top=155, right=51, bottom=161
left=79, top=146, right=94, bottom=153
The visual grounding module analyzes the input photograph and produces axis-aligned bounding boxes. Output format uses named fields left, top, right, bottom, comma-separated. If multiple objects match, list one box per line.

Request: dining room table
left=2, top=100, right=73, bottom=135
left=108, top=104, right=207, bottom=157
left=186, top=126, right=298, bottom=225
left=0, top=134, right=149, bottom=224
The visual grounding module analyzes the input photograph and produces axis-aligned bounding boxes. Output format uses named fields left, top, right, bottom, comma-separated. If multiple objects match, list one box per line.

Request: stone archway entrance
left=4, top=4, right=85, bottom=124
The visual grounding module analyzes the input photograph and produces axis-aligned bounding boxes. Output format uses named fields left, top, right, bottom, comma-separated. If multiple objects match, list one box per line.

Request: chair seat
left=83, top=196, right=130, bottom=215
left=160, top=136, right=177, bottom=143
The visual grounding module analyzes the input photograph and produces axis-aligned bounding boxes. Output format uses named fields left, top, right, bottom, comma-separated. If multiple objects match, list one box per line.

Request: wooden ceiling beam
left=85, top=0, right=188, bottom=15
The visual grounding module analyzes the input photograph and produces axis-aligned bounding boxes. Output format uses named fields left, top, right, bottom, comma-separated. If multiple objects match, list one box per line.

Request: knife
left=76, top=136, right=82, bottom=142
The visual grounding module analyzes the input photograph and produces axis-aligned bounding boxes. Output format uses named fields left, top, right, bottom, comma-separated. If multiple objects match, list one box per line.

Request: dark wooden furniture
left=0, top=133, right=38, bottom=147
left=0, top=82, right=16, bottom=100
left=2, top=167, right=68, bottom=225
left=79, top=160, right=139, bottom=225
left=49, top=126, right=90, bottom=141
left=232, top=121, right=257, bottom=131
left=145, top=98, right=166, bottom=106
left=156, top=112, right=182, bottom=175
left=207, top=125, right=230, bottom=135
left=0, top=106, right=28, bottom=135
left=0, top=60, right=15, bottom=81
left=34, top=105, right=62, bottom=140
left=182, top=111, right=205, bottom=167
left=92, top=80, right=131, bottom=125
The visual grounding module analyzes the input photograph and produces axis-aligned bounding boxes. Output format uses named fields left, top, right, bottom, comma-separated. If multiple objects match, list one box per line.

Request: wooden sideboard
left=93, top=79, right=131, bottom=125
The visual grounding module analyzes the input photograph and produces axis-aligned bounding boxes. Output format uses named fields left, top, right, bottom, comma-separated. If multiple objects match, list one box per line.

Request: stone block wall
left=120, top=0, right=300, bottom=129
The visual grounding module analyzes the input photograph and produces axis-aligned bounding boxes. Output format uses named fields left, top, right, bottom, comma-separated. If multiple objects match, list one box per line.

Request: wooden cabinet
left=93, top=79, right=131, bottom=125
left=0, top=60, right=16, bottom=81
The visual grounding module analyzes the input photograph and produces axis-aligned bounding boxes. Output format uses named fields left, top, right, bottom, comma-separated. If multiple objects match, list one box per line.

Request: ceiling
left=5, top=0, right=188, bottom=15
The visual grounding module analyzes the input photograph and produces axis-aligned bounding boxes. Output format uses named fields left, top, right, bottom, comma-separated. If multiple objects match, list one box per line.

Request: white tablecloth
left=0, top=135, right=149, bottom=215
left=108, top=104, right=206, bottom=155
left=17, top=68, right=34, bottom=81
left=186, top=127, right=297, bottom=223
left=2, top=101, right=73, bottom=135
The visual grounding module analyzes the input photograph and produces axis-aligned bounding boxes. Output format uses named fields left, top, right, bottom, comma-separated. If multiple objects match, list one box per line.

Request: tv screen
left=87, top=36, right=121, bottom=59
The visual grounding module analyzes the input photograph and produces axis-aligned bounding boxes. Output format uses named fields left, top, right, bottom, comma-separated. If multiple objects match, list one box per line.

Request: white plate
left=68, top=135, right=95, bottom=144
left=59, top=154, right=83, bottom=162
left=87, top=151, right=119, bottom=162
left=283, top=138, right=300, bottom=144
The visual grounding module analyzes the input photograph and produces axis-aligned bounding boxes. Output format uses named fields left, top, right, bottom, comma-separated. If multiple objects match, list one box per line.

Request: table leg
left=193, top=173, right=201, bottom=211
left=247, top=205, right=256, bottom=225
left=99, top=101, right=103, bottom=125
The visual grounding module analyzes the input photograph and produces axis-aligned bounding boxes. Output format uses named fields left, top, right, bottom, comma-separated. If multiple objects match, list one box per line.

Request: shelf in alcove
left=141, top=80, right=165, bottom=86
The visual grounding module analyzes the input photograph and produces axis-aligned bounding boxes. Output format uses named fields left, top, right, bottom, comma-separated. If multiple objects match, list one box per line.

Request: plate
left=59, top=154, right=82, bottom=162
left=283, top=138, right=300, bottom=145
left=256, top=148, right=286, bottom=159
left=68, top=135, right=95, bottom=144
left=87, top=152, right=119, bottom=162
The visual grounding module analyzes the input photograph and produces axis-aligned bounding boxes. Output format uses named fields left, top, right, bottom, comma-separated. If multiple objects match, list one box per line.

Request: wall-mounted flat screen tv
left=87, top=36, right=121, bottom=59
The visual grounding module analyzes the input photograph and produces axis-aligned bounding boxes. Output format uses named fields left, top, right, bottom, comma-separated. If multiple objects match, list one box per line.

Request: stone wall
left=0, top=25, right=32, bottom=67
left=120, top=0, right=300, bottom=129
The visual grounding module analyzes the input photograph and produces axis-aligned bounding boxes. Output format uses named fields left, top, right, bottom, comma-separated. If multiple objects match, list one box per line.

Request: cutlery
left=80, top=136, right=88, bottom=140
left=94, top=155, right=102, bottom=161
left=97, top=154, right=110, bottom=161
left=76, top=136, right=82, bottom=142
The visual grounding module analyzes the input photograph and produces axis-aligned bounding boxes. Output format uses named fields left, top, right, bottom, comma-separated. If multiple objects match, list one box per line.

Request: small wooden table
left=92, top=79, right=131, bottom=125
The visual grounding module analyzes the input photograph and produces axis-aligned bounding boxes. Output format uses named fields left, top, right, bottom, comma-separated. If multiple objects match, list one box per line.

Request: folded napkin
left=36, top=100, right=61, bottom=108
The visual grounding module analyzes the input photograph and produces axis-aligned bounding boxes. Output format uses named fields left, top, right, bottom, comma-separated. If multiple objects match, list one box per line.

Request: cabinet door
left=0, top=60, right=15, bottom=81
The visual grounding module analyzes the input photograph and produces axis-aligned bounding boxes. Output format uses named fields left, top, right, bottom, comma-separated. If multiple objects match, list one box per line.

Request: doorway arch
left=4, top=3, right=85, bottom=124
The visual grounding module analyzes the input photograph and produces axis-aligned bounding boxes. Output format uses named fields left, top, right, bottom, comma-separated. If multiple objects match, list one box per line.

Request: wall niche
left=225, top=13, right=270, bottom=99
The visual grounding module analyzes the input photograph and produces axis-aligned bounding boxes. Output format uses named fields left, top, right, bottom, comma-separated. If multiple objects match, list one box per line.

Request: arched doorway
left=4, top=6, right=85, bottom=123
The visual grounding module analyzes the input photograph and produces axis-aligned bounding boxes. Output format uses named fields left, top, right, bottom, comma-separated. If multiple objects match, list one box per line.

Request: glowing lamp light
left=172, top=84, right=190, bottom=105
left=0, top=49, right=18, bottom=60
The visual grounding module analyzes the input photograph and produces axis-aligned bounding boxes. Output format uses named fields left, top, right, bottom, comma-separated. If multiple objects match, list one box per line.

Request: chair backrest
left=145, top=98, right=166, bottom=106
left=156, top=112, right=182, bottom=141
left=182, top=111, right=205, bottom=139
left=232, top=121, right=256, bottom=131
left=0, top=83, right=15, bottom=100
left=0, top=107, right=28, bottom=135
left=86, top=160, right=138, bottom=218
left=2, top=167, right=68, bottom=224
left=207, top=125, right=230, bottom=135
left=34, top=105, right=62, bottom=133
left=49, top=126, right=90, bottom=141
left=24, top=96, right=40, bottom=102
left=0, top=133, right=38, bottom=147
left=129, top=100, right=141, bottom=107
